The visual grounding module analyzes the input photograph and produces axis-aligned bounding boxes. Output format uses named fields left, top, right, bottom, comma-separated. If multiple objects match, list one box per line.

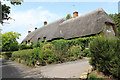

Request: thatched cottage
left=22, top=8, right=117, bottom=44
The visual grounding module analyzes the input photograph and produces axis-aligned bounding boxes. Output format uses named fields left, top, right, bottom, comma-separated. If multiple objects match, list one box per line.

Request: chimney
left=35, top=27, right=37, bottom=30
left=44, top=21, right=47, bottom=26
left=73, top=11, right=78, bottom=18
left=28, top=31, right=31, bottom=34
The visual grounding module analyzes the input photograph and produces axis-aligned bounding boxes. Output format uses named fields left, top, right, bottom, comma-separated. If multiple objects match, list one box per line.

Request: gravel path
left=1, top=58, right=91, bottom=78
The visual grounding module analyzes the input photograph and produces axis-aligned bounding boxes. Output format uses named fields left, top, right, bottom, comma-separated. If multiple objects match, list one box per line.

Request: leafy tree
left=2, top=32, right=21, bottom=51
left=0, top=1, right=23, bottom=24
left=109, top=13, right=120, bottom=37
left=66, top=14, right=72, bottom=20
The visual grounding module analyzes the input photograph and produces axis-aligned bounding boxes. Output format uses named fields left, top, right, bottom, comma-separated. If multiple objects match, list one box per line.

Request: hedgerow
left=2, top=51, right=13, bottom=60
left=6, top=36, right=95, bottom=67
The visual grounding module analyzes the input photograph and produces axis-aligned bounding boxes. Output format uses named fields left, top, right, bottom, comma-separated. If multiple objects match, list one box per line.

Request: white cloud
left=2, top=6, right=61, bottom=43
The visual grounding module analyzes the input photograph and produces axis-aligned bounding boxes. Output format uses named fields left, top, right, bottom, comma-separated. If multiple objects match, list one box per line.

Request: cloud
left=2, top=6, right=61, bottom=43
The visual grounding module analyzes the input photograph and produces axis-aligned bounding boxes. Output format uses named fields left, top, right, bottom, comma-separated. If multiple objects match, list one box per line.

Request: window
left=28, top=40, right=30, bottom=44
left=106, top=23, right=112, bottom=32
left=26, top=41, right=27, bottom=44
left=43, top=37, right=46, bottom=41
left=38, top=38, right=40, bottom=42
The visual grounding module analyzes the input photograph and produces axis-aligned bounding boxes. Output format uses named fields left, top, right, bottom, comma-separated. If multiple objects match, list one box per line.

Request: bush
left=42, top=43, right=54, bottom=50
left=19, top=43, right=33, bottom=50
left=11, top=49, right=34, bottom=66
left=11, top=36, right=96, bottom=67
left=89, top=37, right=120, bottom=78
left=19, top=43, right=28, bottom=50
left=82, top=48, right=90, bottom=57
left=2, top=51, right=13, bottom=60
left=67, top=45, right=82, bottom=58
left=51, top=39, right=69, bottom=55
left=32, top=41, right=44, bottom=49
left=32, top=42, right=40, bottom=48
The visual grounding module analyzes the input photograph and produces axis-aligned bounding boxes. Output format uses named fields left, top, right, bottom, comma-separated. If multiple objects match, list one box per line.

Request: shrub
left=32, top=42, right=44, bottom=49
left=2, top=51, right=13, bottom=60
left=32, top=42, right=40, bottom=48
left=27, top=44, right=33, bottom=49
left=11, top=49, right=34, bottom=66
left=51, top=39, right=69, bottom=55
left=82, top=48, right=90, bottom=57
left=19, top=43, right=28, bottom=50
left=67, top=45, right=82, bottom=58
left=11, top=36, right=96, bottom=67
left=42, top=43, right=54, bottom=50
left=89, top=37, right=120, bottom=78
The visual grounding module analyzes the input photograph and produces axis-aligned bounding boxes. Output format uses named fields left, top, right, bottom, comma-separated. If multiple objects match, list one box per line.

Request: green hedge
left=11, top=43, right=84, bottom=67
left=10, top=36, right=95, bottom=67
left=2, top=51, right=13, bottom=60
left=89, top=37, right=120, bottom=78
left=19, top=43, right=33, bottom=50
left=11, top=49, right=35, bottom=66
left=82, top=48, right=90, bottom=57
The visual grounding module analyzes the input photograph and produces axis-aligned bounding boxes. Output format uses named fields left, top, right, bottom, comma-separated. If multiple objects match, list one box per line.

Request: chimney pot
left=35, top=27, right=37, bottom=30
left=73, top=11, right=78, bottom=18
left=44, top=21, right=47, bottom=26
left=28, top=31, right=31, bottom=34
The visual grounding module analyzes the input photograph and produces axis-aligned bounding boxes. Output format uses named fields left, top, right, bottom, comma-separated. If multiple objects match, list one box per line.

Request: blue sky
left=1, top=2, right=119, bottom=43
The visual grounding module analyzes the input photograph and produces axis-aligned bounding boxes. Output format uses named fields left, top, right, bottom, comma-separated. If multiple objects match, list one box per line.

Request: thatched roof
left=22, top=8, right=115, bottom=43
left=22, top=18, right=66, bottom=43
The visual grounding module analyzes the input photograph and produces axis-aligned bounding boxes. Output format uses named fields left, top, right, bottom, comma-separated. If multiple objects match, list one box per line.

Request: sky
left=1, top=1, right=119, bottom=43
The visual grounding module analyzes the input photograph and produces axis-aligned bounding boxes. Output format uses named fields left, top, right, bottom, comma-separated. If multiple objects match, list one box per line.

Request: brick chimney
left=28, top=31, right=31, bottom=34
left=73, top=11, right=78, bottom=18
left=44, top=21, right=47, bottom=26
left=35, top=27, right=37, bottom=30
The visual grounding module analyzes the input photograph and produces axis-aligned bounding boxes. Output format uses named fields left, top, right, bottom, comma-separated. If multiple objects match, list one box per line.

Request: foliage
left=0, top=32, right=2, bottom=53
left=19, top=43, right=27, bottom=50
left=67, top=45, right=82, bottom=58
left=19, top=43, right=32, bottom=50
left=1, top=3, right=10, bottom=24
left=2, top=51, right=13, bottom=60
left=109, top=13, right=120, bottom=37
left=32, top=42, right=40, bottom=48
left=10, top=36, right=96, bottom=67
left=51, top=39, right=69, bottom=55
left=11, top=49, right=34, bottom=66
left=0, top=1, right=23, bottom=24
left=66, top=14, right=72, bottom=20
left=89, top=37, right=120, bottom=78
left=2, top=32, right=21, bottom=51
left=42, top=43, right=54, bottom=50
left=88, top=74, right=97, bottom=80
left=82, top=48, right=90, bottom=57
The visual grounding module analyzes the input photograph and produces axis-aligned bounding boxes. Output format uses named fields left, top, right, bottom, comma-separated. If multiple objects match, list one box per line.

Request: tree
left=66, top=14, right=72, bottom=20
left=109, top=13, right=120, bottom=37
left=2, top=32, right=21, bottom=51
left=0, top=1, right=23, bottom=24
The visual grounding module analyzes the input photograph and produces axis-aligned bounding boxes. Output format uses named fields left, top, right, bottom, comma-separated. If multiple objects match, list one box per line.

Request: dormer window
left=106, top=24, right=111, bottom=32
left=105, top=22, right=112, bottom=32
